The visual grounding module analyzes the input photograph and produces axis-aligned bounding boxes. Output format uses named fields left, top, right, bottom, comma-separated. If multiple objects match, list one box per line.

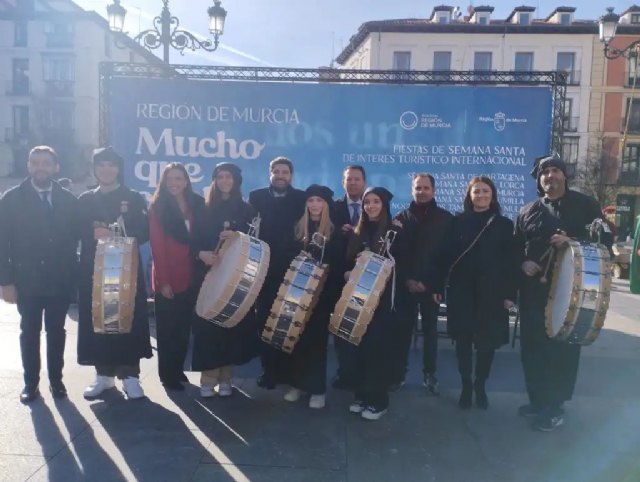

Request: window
left=629, top=52, right=639, bottom=86
left=563, top=98, right=578, bottom=132
left=621, top=144, right=640, bottom=183
left=44, top=21, right=74, bottom=47
left=474, top=52, right=492, bottom=79
left=562, top=137, right=579, bottom=165
left=477, top=15, right=488, bottom=25
left=43, top=57, right=74, bottom=81
left=437, top=14, right=449, bottom=24
left=514, top=52, right=533, bottom=71
left=433, top=51, right=451, bottom=70
left=631, top=14, right=640, bottom=24
left=43, top=103, right=74, bottom=130
left=392, top=51, right=411, bottom=70
left=11, top=58, right=29, bottom=95
left=519, top=13, right=531, bottom=25
left=14, top=22, right=27, bottom=47
left=557, top=52, right=579, bottom=85
left=625, top=98, right=640, bottom=133
left=12, top=106, right=29, bottom=137
left=559, top=13, right=571, bottom=25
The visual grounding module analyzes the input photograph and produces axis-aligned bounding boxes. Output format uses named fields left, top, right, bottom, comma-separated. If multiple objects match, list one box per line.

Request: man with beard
left=331, top=165, right=366, bottom=389
left=249, top=157, right=306, bottom=388
left=392, top=173, right=453, bottom=393
left=515, top=154, right=612, bottom=431
left=0, top=146, right=79, bottom=403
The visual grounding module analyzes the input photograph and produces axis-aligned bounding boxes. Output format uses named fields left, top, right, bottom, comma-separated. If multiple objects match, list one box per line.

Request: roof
left=472, top=6, right=495, bottom=13
left=505, top=5, right=536, bottom=23
left=544, top=6, right=576, bottom=21
left=622, top=5, right=640, bottom=15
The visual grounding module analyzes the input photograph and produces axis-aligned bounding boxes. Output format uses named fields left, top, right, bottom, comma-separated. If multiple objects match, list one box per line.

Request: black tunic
left=515, top=189, right=611, bottom=406
left=191, top=198, right=260, bottom=371
left=440, top=210, right=516, bottom=349
left=77, top=186, right=152, bottom=366
left=271, top=221, right=344, bottom=394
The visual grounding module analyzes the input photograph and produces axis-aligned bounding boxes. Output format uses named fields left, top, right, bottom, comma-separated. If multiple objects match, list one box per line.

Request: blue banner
left=108, top=77, right=553, bottom=217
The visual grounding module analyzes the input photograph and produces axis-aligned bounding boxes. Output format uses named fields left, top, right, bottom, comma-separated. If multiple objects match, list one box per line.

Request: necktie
left=40, top=191, right=52, bottom=211
left=350, top=203, right=360, bottom=225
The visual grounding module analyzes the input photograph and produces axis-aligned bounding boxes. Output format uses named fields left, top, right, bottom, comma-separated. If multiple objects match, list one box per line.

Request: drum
left=329, top=250, right=395, bottom=346
left=262, top=253, right=328, bottom=353
left=92, top=236, right=139, bottom=334
left=545, top=240, right=612, bottom=345
left=196, top=232, right=270, bottom=328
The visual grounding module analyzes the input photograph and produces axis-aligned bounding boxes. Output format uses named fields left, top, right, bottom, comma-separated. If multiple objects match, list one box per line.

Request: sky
left=76, top=1, right=633, bottom=67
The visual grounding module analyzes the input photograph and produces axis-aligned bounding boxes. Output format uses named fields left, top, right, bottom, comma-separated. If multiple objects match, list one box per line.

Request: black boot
left=474, top=379, right=488, bottom=409
left=458, top=379, right=472, bottom=410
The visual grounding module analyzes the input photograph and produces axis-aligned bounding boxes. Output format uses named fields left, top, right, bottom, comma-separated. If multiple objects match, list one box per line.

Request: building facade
left=0, top=0, right=159, bottom=178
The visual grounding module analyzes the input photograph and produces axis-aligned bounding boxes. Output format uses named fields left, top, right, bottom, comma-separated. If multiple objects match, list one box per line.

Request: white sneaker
left=309, top=394, right=326, bottom=409
left=361, top=406, right=388, bottom=421
left=217, top=382, right=233, bottom=397
left=122, top=377, right=145, bottom=400
left=83, top=376, right=115, bottom=399
left=349, top=400, right=365, bottom=413
left=200, top=385, right=216, bottom=398
left=283, top=388, right=302, bottom=402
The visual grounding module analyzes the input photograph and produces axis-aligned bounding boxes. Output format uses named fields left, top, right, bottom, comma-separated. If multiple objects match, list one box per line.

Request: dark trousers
left=17, top=295, right=70, bottom=387
left=391, top=296, right=439, bottom=383
left=97, top=364, right=140, bottom=379
left=520, top=279, right=581, bottom=409
left=454, top=334, right=495, bottom=383
left=334, top=336, right=358, bottom=386
left=155, top=291, right=193, bottom=384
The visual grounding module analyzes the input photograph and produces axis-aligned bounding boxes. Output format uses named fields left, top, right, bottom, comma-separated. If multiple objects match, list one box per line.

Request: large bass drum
left=545, top=241, right=611, bottom=345
left=261, top=253, right=328, bottom=353
left=329, top=250, right=394, bottom=346
left=92, top=236, right=139, bottom=334
left=196, top=232, right=270, bottom=328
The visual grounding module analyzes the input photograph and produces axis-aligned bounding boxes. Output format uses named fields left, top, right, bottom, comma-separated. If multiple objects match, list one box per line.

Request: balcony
left=4, top=128, right=31, bottom=147
left=45, top=33, right=74, bottom=48
left=557, top=69, right=580, bottom=86
left=562, top=116, right=579, bottom=132
left=473, top=69, right=497, bottom=82
left=44, top=80, right=74, bottom=97
left=5, top=79, right=30, bottom=96
left=511, top=70, right=535, bottom=82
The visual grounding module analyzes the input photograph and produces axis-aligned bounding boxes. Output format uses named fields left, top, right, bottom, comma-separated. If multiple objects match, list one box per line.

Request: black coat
left=438, top=210, right=517, bottom=348
left=191, top=197, right=260, bottom=370
left=248, top=186, right=306, bottom=284
left=394, top=200, right=453, bottom=297
left=76, top=186, right=152, bottom=366
left=0, top=178, right=79, bottom=298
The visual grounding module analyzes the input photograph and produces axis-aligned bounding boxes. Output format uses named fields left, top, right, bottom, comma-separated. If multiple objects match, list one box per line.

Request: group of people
left=0, top=145, right=610, bottom=432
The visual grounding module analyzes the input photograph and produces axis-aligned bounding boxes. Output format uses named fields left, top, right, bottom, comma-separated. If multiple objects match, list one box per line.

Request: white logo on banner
left=494, top=112, right=506, bottom=132
left=400, top=111, right=419, bottom=130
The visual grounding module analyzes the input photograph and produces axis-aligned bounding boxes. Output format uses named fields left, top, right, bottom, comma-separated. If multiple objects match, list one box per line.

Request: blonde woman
left=275, top=185, right=344, bottom=409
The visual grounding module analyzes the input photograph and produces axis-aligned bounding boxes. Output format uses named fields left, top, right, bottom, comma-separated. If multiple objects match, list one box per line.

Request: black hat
left=92, top=146, right=124, bottom=184
left=212, top=162, right=242, bottom=187
left=305, top=184, right=334, bottom=205
left=531, top=154, right=567, bottom=196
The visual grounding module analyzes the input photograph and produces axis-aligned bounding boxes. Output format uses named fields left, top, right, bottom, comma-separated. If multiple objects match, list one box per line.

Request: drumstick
left=213, top=221, right=231, bottom=255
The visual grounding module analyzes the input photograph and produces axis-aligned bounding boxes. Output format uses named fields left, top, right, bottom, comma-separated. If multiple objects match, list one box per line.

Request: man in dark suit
left=0, top=146, right=79, bottom=403
left=331, top=165, right=367, bottom=389
left=248, top=156, right=306, bottom=388
left=392, top=173, right=453, bottom=393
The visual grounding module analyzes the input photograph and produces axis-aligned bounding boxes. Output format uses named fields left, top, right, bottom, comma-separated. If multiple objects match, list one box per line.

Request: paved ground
left=0, top=280, right=639, bottom=482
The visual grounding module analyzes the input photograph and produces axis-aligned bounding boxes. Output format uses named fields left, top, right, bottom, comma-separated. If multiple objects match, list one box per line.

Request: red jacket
left=149, top=207, right=194, bottom=295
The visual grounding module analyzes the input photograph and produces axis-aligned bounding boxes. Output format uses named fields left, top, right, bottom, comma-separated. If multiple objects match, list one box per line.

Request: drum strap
left=444, top=214, right=495, bottom=287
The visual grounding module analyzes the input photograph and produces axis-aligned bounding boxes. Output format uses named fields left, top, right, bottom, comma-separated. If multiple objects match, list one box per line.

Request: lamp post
left=106, top=0, right=227, bottom=64
left=598, top=7, right=639, bottom=59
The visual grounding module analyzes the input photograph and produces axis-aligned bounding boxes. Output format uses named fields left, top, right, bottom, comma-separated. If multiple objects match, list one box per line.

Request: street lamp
left=599, top=7, right=639, bottom=59
left=106, top=0, right=227, bottom=64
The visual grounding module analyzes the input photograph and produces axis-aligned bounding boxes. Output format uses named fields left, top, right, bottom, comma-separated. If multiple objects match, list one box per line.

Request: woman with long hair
left=191, top=162, right=258, bottom=398
left=149, top=163, right=205, bottom=391
left=342, top=187, right=403, bottom=420
left=279, top=185, right=344, bottom=409
left=433, top=176, right=516, bottom=410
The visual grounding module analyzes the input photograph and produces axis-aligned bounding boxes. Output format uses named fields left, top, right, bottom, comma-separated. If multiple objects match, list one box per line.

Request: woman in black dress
left=78, top=147, right=152, bottom=400
left=191, top=162, right=258, bottom=398
left=279, top=185, right=344, bottom=409
left=342, top=187, right=403, bottom=421
left=433, top=176, right=516, bottom=410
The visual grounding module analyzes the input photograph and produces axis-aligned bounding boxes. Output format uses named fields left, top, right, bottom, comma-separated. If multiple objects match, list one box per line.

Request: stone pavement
left=0, top=280, right=639, bottom=482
